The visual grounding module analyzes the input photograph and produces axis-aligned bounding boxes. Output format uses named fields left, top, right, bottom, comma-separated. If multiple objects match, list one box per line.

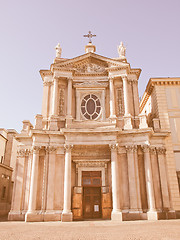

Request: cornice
left=140, top=77, right=180, bottom=113
left=39, top=70, right=53, bottom=80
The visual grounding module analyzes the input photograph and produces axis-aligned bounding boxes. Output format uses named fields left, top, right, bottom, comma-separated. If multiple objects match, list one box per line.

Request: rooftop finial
left=83, top=31, right=96, bottom=43
left=55, top=43, right=62, bottom=58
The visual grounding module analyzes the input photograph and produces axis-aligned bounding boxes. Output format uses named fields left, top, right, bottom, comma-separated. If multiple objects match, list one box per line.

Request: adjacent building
left=0, top=129, right=17, bottom=218
left=7, top=41, right=180, bottom=222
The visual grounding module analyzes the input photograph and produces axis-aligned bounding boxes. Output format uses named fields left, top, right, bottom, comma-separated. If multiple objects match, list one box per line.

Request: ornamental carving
left=75, top=81, right=108, bottom=87
left=58, top=88, right=65, bottom=116
left=74, top=159, right=109, bottom=168
left=150, top=146, right=156, bottom=155
left=76, top=63, right=106, bottom=73
left=141, top=145, right=150, bottom=153
left=48, top=146, right=57, bottom=153
left=117, top=87, right=124, bottom=116
left=109, top=143, right=118, bottom=151
left=125, top=145, right=137, bottom=153
left=43, top=81, right=52, bottom=87
left=32, top=146, right=41, bottom=153
left=64, top=144, right=73, bottom=151
left=17, top=149, right=32, bottom=157
left=156, top=147, right=166, bottom=155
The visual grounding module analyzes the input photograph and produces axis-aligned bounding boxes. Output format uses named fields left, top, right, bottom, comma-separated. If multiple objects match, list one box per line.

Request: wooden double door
left=82, top=171, right=102, bottom=219
left=83, top=187, right=102, bottom=219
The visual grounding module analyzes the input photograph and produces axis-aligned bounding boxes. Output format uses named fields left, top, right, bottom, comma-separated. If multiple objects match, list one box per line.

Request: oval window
left=81, top=94, right=101, bottom=120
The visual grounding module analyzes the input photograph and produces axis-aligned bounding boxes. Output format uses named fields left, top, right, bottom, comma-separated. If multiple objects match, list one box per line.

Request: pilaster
left=61, top=144, right=73, bottom=222
left=109, top=144, right=122, bottom=221
left=142, top=145, right=158, bottom=220
left=25, top=146, right=41, bottom=222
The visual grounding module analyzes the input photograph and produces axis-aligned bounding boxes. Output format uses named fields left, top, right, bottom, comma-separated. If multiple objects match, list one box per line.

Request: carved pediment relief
left=75, top=63, right=106, bottom=73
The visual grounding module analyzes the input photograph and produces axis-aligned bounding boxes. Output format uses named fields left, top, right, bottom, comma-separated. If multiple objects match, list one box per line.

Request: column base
left=49, top=116, right=58, bottom=131
left=61, top=212, right=73, bottom=222
left=44, top=210, right=61, bottom=221
left=25, top=211, right=44, bottom=222
left=111, top=211, right=122, bottom=221
left=124, top=115, right=133, bottom=130
left=8, top=210, right=25, bottom=221
left=65, top=116, right=73, bottom=127
left=122, top=210, right=146, bottom=221
left=109, top=116, right=117, bottom=124
left=147, top=211, right=158, bottom=220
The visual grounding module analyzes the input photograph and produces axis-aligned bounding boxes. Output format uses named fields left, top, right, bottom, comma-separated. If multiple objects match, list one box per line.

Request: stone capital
left=32, top=146, right=41, bottom=154
left=64, top=144, right=73, bottom=152
left=109, top=143, right=118, bottom=151
left=43, top=81, right=52, bottom=87
left=156, top=147, right=166, bottom=155
left=141, top=145, right=150, bottom=153
left=150, top=146, right=156, bottom=155
left=125, top=145, right=136, bottom=153
left=17, top=149, right=32, bottom=157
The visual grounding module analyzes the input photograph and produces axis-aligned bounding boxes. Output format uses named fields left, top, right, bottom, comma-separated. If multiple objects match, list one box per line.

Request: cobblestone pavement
left=0, top=220, right=180, bottom=240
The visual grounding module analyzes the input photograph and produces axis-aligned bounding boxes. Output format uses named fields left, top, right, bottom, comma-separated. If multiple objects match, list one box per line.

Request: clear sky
left=0, top=0, right=180, bottom=132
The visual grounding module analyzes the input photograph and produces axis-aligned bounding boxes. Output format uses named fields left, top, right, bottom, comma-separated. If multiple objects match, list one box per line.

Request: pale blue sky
left=0, top=0, right=180, bottom=132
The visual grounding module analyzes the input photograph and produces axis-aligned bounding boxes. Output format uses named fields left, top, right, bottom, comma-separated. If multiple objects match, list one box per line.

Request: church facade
left=8, top=41, right=180, bottom=222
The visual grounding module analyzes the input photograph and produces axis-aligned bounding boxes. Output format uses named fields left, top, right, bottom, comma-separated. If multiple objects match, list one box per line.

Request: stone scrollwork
left=156, top=146, right=166, bottom=155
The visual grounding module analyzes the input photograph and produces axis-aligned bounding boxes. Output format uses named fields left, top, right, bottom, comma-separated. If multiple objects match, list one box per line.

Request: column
left=142, top=145, right=157, bottom=220
left=122, top=76, right=132, bottom=129
left=42, top=81, right=50, bottom=118
left=150, top=147, right=162, bottom=211
left=52, top=77, right=59, bottom=116
left=157, top=147, right=170, bottom=210
left=109, top=77, right=116, bottom=119
left=132, top=80, right=140, bottom=116
left=44, top=146, right=57, bottom=221
left=76, top=90, right=80, bottom=120
left=67, top=78, right=73, bottom=118
left=25, top=146, right=40, bottom=222
left=109, top=144, right=122, bottom=221
left=126, top=146, right=138, bottom=211
left=62, top=144, right=73, bottom=222
left=133, top=146, right=142, bottom=211
left=122, top=76, right=130, bottom=116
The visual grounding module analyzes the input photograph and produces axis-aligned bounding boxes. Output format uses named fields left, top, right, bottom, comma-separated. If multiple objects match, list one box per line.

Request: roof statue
left=55, top=43, right=62, bottom=58
left=118, top=42, right=126, bottom=58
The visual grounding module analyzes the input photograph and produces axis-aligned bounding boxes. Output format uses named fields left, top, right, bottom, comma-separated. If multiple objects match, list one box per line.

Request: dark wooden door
left=83, top=187, right=101, bottom=219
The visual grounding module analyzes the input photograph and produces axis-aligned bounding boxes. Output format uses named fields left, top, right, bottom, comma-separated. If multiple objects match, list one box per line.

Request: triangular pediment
left=52, top=52, right=129, bottom=74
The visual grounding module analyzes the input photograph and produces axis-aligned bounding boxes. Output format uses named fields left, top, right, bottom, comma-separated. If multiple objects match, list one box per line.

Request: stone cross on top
left=83, top=31, right=96, bottom=43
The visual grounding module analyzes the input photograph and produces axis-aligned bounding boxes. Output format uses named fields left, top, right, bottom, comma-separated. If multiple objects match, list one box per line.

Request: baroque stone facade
left=8, top=42, right=180, bottom=222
